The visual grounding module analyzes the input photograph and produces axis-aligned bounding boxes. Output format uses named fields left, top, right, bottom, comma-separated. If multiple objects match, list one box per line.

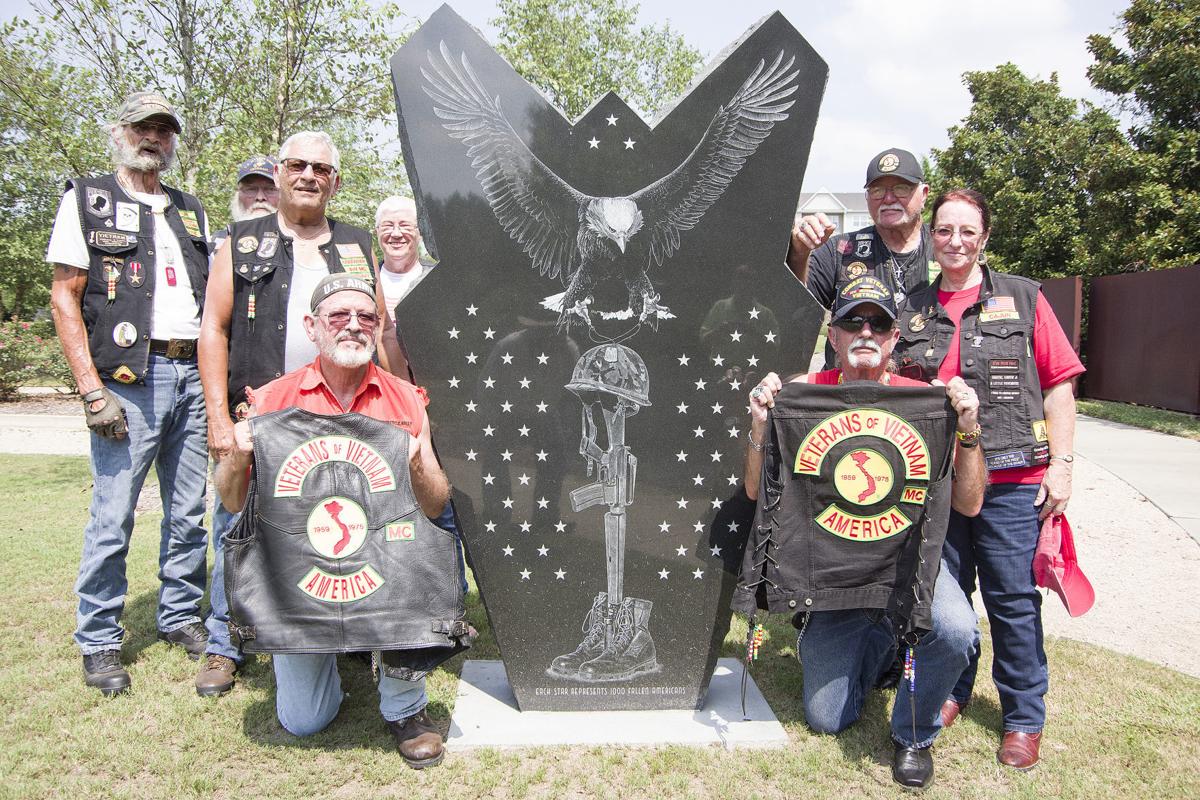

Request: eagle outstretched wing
left=631, top=52, right=799, bottom=268
left=421, top=42, right=588, bottom=282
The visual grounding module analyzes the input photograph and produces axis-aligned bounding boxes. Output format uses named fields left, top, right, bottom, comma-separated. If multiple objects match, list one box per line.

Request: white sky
left=2, top=0, right=1132, bottom=191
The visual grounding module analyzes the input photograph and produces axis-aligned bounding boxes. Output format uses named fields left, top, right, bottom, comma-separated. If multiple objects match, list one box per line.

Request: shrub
left=0, top=319, right=74, bottom=399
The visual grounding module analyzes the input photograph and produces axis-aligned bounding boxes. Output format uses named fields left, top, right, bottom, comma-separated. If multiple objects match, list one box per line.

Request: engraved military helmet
left=565, top=344, right=651, bottom=411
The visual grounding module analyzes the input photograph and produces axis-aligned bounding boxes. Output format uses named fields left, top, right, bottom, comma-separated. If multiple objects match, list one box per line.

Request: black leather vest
left=226, top=213, right=374, bottom=411
left=732, top=382, right=955, bottom=638
left=224, top=408, right=470, bottom=670
left=895, top=267, right=1049, bottom=472
left=828, top=224, right=938, bottom=307
left=69, top=174, right=208, bottom=382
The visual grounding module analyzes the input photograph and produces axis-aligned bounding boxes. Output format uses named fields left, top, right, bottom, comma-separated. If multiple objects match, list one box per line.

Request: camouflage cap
left=117, top=91, right=182, bottom=134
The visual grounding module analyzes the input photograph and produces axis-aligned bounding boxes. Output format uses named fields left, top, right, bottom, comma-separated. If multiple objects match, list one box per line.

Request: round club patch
left=878, top=153, right=900, bottom=173
left=236, top=235, right=259, bottom=254
left=306, top=496, right=368, bottom=559
left=834, top=448, right=893, bottom=506
left=908, top=313, right=926, bottom=332
left=847, top=261, right=867, bottom=278
left=112, top=321, right=138, bottom=348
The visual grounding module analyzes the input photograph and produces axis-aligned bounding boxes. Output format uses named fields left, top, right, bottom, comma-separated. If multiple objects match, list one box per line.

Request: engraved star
left=520, top=569, right=531, bottom=580
left=500, top=401, right=513, bottom=413
left=466, top=352, right=478, bottom=364
left=659, top=521, right=671, bottom=533
left=448, top=376, right=460, bottom=388
left=537, top=545, right=549, bottom=556
left=554, top=568, right=566, bottom=579
left=519, top=377, right=531, bottom=389
left=535, top=401, right=548, bottom=413
left=694, top=521, right=704, bottom=533
left=678, top=354, right=690, bottom=366
left=676, top=497, right=689, bottom=509
left=466, top=304, right=478, bottom=316
left=537, top=352, right=549, bottom=365
left=658, top=569, right=670, bottom=580
left=676, top=545, right=688, bottom=557
left=503, top=545, right=513, bottom=556
left=727, top=473, right=740, bottom=485
left=502, top=497, right=514, bottom=508
left=711, top=497, right=724, bottom=509
left=675, top=450, right=688, bottom=462
left=466, top=449, right=478, bottom=461
left=692, top=568, right=704, bottom=579
left=694, top=378, right=707, bottom=390
left=485, top=520, right=497, bottom=532
left=710, top=545, right=722, bottom=557
left=535, top=450, right=548, bottom=462
left=693, top=426, right=706, bottom=438
left=518, top=473, right=531, bottom=485
left=623, top=138, right=635, bottom=149
left=730, top=330, right=743, bottom=342
left=501, top=352, right=514, bottom=364
left=519, top=521, right=531, bottom=532
left=676, top=402, right=689, bottom=414
left=483, top=327, right=496, bottom=339
left=448, top=327, right=460, bottom=339
left=501, top=449, right=513, bottom=461
left=728, top=426, right=740, bottom=438
left=537, top=496, right=549, bottom=509
left=728, top=521, right=741, bottom=533
left=765, top=331, right=777, bottom=343
left=749, top=307, right=760, bottom=319
left=587, top=137, right=599, bottom=148
left=747, top=355, right=759, bottom=367
left=729, top=379, right=742, bottom=391
left=483, top=377, right=495, bottom=388
left=606, top=114, right=618, bottom=126
left=554, top=521, right=567, bottom=533
left=518, top=425, right=530, bottom=437
left=712, top=354, right=725, bottom=366
left=692, top=473, right=705, bottom=486
left=482, top=473, right=495, bottom=485
left=711, top=450, right=722, bottom=462
left=711, top=402, right=723, bottom=414
left=482, top=425, right=495, bottom=437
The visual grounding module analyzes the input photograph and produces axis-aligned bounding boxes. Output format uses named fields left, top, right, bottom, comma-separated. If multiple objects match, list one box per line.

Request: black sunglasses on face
left=832, top=315, right=894, bottom=334
left=282, top=158, right=337, bottom=179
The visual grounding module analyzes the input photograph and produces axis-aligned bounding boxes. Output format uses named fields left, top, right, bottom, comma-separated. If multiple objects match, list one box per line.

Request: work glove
left=82, top=387, right=128, bottom=439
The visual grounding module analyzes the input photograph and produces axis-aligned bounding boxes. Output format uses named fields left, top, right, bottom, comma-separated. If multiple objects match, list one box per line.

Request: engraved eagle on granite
left=421, top=42, right=798, bottom=330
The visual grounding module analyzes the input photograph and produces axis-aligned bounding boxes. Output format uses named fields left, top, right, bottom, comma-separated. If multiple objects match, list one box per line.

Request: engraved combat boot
left=578, top=596, right=660, bottom=681
left=547, top=591, right=609, bottom=678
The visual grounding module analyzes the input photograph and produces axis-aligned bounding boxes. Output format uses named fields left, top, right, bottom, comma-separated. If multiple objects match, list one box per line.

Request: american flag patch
left=984, top=296, right=1016, bottom=311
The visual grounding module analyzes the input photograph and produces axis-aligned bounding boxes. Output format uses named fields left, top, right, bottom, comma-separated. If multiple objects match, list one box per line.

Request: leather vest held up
left=224, top=408, right=470, bottom=672
left=732, top=383, right=955, bottom=639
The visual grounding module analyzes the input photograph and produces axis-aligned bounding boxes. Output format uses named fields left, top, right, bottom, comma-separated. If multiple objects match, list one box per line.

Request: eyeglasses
left=832, top=315, right=895, bottom=334
left=867, top=183, right=916, bottom=200
left=282, top=158, right=337, bottom=179
left=130, top=121, right=175, bottom=137
left=377, top=222, right=417, bottom=235
left=932, top=226, right=983, bottom=243
left=319, top=309, right=379, bottom=332
left=238, top=184, right=279, bottom=196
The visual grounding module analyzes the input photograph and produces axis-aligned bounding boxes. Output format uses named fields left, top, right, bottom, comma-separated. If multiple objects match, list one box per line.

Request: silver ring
left=750, top=387, right=765, bottom=400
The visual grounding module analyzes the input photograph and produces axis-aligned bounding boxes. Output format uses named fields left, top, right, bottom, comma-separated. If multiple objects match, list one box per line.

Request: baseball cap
left=831, top=276, right=898, bottom=321
left=117, top=91, right=182, bottom=134
left=310, top=274, right=375, bottom=312
left=237, top=155, right=277, bottom=183
left=1033, top=514, right=1095, bottom=617
left=864, top=148, right=923, bottom=187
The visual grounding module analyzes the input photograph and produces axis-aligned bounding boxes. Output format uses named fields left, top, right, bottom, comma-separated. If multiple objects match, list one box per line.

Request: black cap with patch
left=831, top=276, right=898, bottom=321
left=310, top=273, right=375, bottom=312
left=864, top=148, right=923, bottom=187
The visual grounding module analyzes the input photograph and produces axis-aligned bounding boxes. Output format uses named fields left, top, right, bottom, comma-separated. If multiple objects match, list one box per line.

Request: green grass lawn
left=1, top=454, right=1197, bottom=799
left=1077, top=398, right=1200, bottom=441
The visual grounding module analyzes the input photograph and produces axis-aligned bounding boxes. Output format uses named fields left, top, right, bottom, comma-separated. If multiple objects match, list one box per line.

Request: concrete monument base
left=447, top=658, right=788, bottom=750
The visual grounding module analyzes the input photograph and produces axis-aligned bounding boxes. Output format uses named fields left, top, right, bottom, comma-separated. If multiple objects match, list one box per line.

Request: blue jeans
left=75, top=355, right=209, bottom=654
left=943, top=482, right=1048, bottom=733
left=204, top=491, right=241, bottom=661
left=798, top=564, right=978, bottom=748
left=273, top=653, right=427, bottom=736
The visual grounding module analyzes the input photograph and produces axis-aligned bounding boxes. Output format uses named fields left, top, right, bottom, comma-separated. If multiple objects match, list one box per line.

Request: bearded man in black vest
left=48, top=91, right=213, bottom=696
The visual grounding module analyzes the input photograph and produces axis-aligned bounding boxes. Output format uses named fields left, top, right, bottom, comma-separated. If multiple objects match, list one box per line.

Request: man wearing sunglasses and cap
left=215, top=274, right=464, bottom=768
left=210, top=155, right=280, bottom=252
left=47, top=90, right=212, bottom=695
left=197, top=130, right=403, bottom=697
left=741, top=278, right=985, bottom=791
left=787, top=148, right=938, bottom=367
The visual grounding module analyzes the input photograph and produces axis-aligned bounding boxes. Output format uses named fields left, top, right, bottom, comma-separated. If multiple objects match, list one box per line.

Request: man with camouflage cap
left=47, top=90, right=212, bottom=695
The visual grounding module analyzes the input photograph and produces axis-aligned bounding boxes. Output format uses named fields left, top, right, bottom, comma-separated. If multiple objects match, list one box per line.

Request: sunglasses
left=282, top=158, right=337, bottom=179
left=832, top=315, right=894, bottom=334
left=319, top=309, right=379, bottom=332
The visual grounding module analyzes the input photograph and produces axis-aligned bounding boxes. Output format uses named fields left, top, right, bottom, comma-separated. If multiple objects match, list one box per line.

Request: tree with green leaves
left=492, top=0, right=701, bottom=119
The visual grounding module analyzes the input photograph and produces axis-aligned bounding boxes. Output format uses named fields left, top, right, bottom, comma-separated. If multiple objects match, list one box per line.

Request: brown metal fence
left=1084, top=265, right=1200, bottom=414
left=1041, top=276, right=1083, bottom=354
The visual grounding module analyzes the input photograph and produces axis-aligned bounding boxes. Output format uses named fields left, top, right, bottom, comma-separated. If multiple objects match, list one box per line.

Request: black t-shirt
left=805, top=223, right=937, bottom=309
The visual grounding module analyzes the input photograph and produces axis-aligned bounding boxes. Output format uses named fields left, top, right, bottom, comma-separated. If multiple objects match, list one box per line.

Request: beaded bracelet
left=747, top=431, right=766, bottom=452
left=955, top=424, right=982, bottom=448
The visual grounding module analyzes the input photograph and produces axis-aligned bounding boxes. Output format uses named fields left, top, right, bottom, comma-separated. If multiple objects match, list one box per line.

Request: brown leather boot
left=195, top=654, right=237, bottom=697
left=387, top=709, right=444, bottom=769
left=940, top=699, right=966, bottom=728
left=997, top=731, right=1042, bottom=771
